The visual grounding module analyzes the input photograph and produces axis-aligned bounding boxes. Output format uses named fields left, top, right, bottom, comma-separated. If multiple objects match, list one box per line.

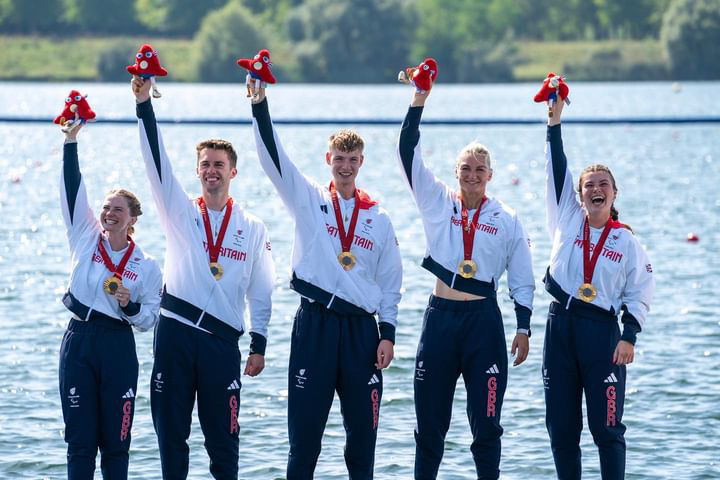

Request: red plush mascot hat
left=54, top=90, right=96, bottom=124
left=534, top=73, right=569, bottom=103
left=237, top=49, right=276, bottom=84
left=127, top=44, right=168, bottom=77
left=409, top=58, right=438, bottom=92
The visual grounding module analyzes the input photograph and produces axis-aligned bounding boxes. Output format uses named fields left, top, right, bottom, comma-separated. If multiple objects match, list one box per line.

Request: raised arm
left=60, top=124, right=99, bottom=244
left=132, top=76, right=193, bottom=224
left=545, top=97, right=581, bottom=238
left=249, top=85, right=321, bottom=215
left=397, top=85, right=451, bottom=213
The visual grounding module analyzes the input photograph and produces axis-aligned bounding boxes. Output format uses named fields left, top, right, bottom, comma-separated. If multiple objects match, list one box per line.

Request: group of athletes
left=57, top=72, right=654, bottom=480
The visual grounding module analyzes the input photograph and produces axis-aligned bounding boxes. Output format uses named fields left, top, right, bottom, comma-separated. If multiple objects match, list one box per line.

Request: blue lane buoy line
left=1, top=116, right=720, bottom=126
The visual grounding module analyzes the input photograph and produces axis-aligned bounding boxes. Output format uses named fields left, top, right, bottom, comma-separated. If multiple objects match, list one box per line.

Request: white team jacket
left=251, top=99, right=401, bottom=328
left=545, top=124, right=654, bottom=328
left=60, top=141, right=161, bottom=331
left=397, top=106, right=534, bottom=328
left=136, top=100, right=274, bottom=342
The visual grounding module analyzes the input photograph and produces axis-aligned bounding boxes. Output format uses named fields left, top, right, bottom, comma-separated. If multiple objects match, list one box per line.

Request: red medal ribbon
left=96, top=234, right=136, bottom=279
left=582, top=217, right=619, bottom=284
left=197, top=197, right=233, bottom=263
left=460, top=195, right=486, bottom=261
left=330, top=183, right=363, bottom=254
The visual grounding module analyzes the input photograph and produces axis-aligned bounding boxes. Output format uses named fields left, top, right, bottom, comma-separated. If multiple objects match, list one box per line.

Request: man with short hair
left=248, top=82, right=402, bottom=480
left=132, top=76, right=274, bottom=479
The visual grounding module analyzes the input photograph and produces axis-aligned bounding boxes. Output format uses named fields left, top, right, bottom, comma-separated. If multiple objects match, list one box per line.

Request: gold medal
left=209, top=262, right=224, bottom=280
left=338, top=251, right=357, bottom=271
left=577, top=283, right=597, bottom=302
left=103, top=276, right=122, bottom=295
left=457, top=259, right=477, bottom=279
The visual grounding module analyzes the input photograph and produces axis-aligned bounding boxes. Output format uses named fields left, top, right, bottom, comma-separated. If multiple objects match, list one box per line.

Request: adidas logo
left=603, top=373, right=618, bottom=384
left=227, top=379, right=240, bottom=390
left=486, top=364, right=499, bottom=374
left=367, top=374, right=380, bottom=385
left=122, top=388, right=135, bottom=399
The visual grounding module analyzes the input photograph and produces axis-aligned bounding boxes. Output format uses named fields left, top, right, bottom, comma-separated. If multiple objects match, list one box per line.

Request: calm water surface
left=0, top=82, right=718, bottom=479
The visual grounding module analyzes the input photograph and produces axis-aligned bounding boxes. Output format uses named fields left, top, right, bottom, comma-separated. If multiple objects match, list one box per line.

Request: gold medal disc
left=577, top=283, right=597, bottom=302
left=103, top=276, right=122, bottom=295
left=209, top=262, right=224, bottom=280
left=338, top=251, right=357, bottom=271
left=457, top=260, right=478, bottom=279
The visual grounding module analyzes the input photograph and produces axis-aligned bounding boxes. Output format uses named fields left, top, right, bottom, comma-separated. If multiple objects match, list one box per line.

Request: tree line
left=2, top=0, right=718, bottom=80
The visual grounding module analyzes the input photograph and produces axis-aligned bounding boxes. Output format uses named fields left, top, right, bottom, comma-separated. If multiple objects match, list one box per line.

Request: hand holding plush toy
left=127, top=44, right=168, bottom=99
left=54, top=90, right=96, bottom=133
left=398, top=58, right=438, bottom=93
left=534, top=73, right=570, bottom=117
left=237, top=49, right=276, bottom=100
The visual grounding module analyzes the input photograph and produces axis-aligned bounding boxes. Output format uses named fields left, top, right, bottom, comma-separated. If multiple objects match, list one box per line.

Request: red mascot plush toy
left=534, top=73, right=570, bottom=117
left=237, top=49, right=276, bottom=100
left=398, top=58, right=438, bottom=93
left=127, top=44, right=168, bottom=99
left=54, top=90, right=96, bottom=132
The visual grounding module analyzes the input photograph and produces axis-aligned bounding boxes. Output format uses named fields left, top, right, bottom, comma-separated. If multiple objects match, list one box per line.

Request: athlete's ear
left=229, top=167, right=237, bottom=179
left=129, top=216, right=137, bottom=227
left=325, top=151, right=332, bottom=166
left=358, top=154, right=364, bottom=168
left=488, top=168, right=493, bottom=181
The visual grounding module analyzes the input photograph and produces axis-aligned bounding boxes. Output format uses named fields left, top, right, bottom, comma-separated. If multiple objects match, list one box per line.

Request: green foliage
left=1, top=0, right=64, bottom=33
left=413, top=0, right=515, bottom=82
left=191, top=1, right=269, bottom=82
left=661, top=0, right=720, bottom=79
left=64, top=0, right=140, bottom=33
left=97, top=41, right=139, bottom=81
left=286, top=0, right=413, bottom=83
left=134, top=0, right=227, bottom=35
left=563, top=47, right=668, bottom=80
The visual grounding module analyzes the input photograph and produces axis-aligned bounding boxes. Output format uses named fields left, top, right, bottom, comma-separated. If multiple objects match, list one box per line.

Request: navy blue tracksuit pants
left=414, top=295, right=508, bottom=480
left=151, top=315, right=242, bottom=480
left=543, top=301, right=627, bottom=480
left=59, top=317, right=139, bottom=480
left=287, top=298, right=383, bottom=480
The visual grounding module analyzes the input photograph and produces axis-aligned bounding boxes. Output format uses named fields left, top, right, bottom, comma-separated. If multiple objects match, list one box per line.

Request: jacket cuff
left=136, top=98, right=153, bottom=118
left=120, top=301, right=141, bottom=317
left=378, top=322, right=396, bottom=344
left=620, top=308, right=642, bottom=345
left=249, top=332, right=267, bottom=356
left=514, top=302, right=531, bottom=335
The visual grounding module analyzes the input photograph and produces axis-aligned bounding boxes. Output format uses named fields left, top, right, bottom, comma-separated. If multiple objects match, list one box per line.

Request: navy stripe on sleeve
left=547, top=124, right=567, bottom=203
left=136, top=99, right=163, bottom=182
left=251, top=98, right=283, bottom=176
left=63, top=142, right=81, bottom=225
left=398, top=106, right=423, bottom=190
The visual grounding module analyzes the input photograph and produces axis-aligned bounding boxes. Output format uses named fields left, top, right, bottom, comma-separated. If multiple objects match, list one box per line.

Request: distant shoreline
left=0, top=35, right=677, bottom=83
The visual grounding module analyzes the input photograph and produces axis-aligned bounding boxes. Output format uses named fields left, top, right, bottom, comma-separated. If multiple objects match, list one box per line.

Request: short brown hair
left=106, top=188, right=142, bottom=236
left=328, top=129, right=364, bottom=153
left=196, top=139, right=238, bottom=168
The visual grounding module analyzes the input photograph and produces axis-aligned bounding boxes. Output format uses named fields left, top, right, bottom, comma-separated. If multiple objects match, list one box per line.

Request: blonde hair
left=106, top=189, right=142, bottom=236
left=328, top=129, right=364, bottom=153
left=456, top=142, right=492, bottom=169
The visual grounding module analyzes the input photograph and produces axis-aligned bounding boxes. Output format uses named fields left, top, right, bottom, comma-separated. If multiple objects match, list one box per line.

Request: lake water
left=0, top=82, right=718, bottom=479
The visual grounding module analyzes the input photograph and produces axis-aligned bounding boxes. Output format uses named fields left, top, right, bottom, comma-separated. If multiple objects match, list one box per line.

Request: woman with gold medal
left=58, top=121, right=162, bottom=479
left=539, top=77, right=654, bottom=479
left=397, top=73, right=535, bottom=479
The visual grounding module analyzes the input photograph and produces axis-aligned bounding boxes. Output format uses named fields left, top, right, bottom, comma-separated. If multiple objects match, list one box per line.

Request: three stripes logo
left=227, top=379, right=240, bottom=390
left=122, top=388, right=135, bottom=399
left=603, top=373, right=618, bottom=383
left=368, top=374, right=380, bottom=385
left=486, top=364, right=500, bottom=374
